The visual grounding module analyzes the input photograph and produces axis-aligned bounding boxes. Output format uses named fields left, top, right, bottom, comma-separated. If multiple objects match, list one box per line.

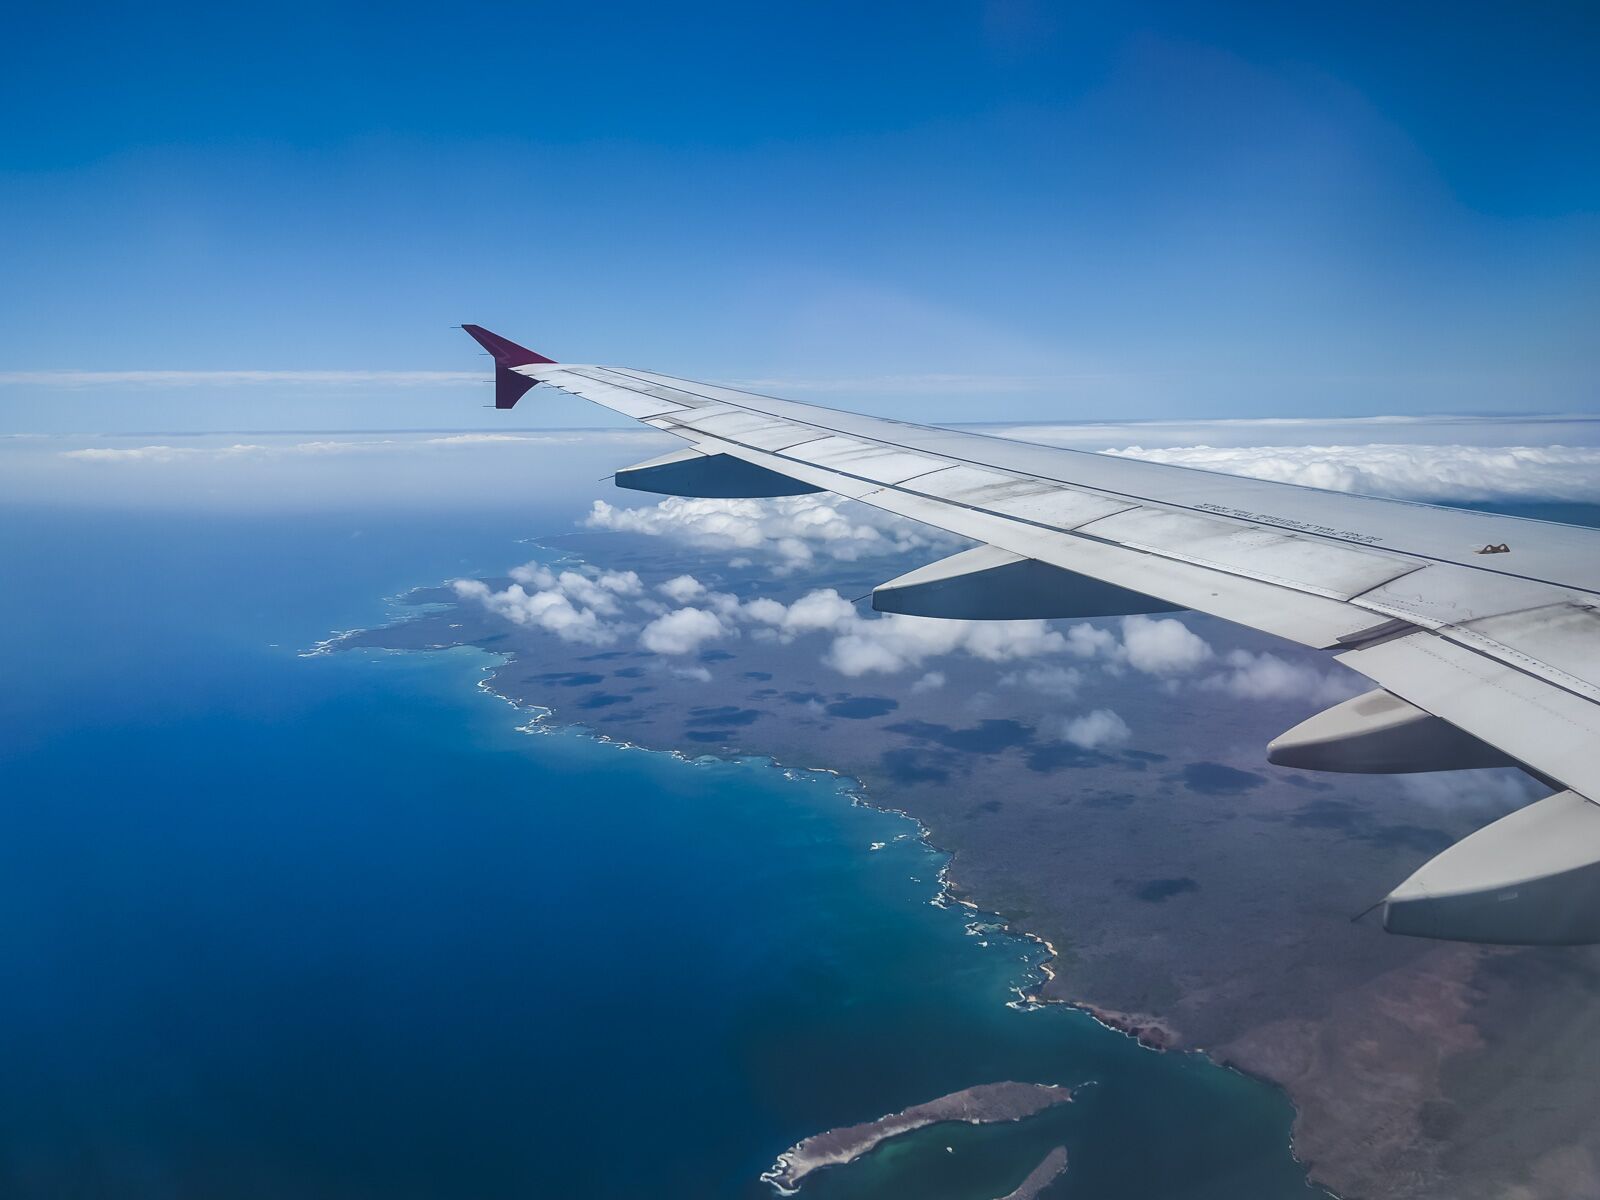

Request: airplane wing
left=463, top=325, right=1600, bottom=947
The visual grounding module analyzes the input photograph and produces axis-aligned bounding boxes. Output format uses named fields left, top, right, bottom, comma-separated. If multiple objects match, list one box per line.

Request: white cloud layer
left=1101, top=443, right=1600, bottom=502
left=997, top=414, right=1600, bottom=452
left=584, top=495, right=955, bottom=571
left=1200, top=649, right=1363, bottom=706
left=60, top=431, right=661, bottom=463
left=729, top=373, right=1070, bottom=395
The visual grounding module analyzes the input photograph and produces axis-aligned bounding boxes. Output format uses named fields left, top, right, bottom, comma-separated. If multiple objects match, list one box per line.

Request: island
left=997, top=1146, right=1069, bottom=1200
left=760, top=1082, right=1075, bottom=1193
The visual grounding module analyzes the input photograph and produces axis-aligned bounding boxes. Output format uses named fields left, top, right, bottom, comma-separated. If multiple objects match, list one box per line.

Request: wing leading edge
left=463, top=326, right=1600, bottom=945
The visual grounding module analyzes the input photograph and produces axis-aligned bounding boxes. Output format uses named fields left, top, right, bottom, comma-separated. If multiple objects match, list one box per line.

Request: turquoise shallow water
left=0, top=505, right=1319, bottom=1198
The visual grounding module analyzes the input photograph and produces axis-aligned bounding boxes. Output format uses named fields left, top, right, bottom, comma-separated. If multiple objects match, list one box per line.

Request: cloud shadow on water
left=1179, top=762, right=1268, bottom=795
left=1126, top=877, right=1200, bottom=902
left=879, top=748, right=955, bottom=785
left=886, top=719, right=1033, bottom=755
left=686, top=706, right=763, bottom=728
left=577, top=692, right=633, bottom=709
left=826, top=697, right=900, bottom=720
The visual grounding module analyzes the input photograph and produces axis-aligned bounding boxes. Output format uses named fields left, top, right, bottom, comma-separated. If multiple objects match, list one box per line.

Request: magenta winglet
left=461, top=325, right=556, bottom=409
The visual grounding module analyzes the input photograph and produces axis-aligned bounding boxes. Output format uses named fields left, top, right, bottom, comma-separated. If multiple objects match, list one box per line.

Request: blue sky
left=2, top=1, right=1595, bottom=432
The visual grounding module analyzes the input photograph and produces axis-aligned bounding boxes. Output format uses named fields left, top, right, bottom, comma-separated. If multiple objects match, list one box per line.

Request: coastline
left=319, top=544, right=1600, bottom=1200
left=323, top=633, right=1322, bottom=1194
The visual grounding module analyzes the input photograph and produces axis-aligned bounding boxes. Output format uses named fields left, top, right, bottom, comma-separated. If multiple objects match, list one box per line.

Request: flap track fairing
left=1268, top=688, right=1514, bottom=774
left=615, top=448, right=824, bottom=498
left=1384, top=790, right=1600, bottom=944
left=872, top=545, right=1183, bottom=621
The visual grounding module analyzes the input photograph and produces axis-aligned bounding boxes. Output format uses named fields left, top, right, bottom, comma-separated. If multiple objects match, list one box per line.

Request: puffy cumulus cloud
left=450, top=558, right=645, bottom=644
left=1101, top=444, right=1600, bottom=502
left=507, top=561, right=642, bottom=616
left=740, top=596, right=790, bottom=627
left=745, top=589, right=1071, bottom=677
left=747, top=588, right=861, bottom=637
left=594, top=570, right=644, bottom=597
left=1117, top=616, right=1212, bottom=675
left=1000, top=665, right=1083, bottom=697
left=1044, top=708, right=1132, bottom=750
left=740, top=588, right=1197, bottom=680
left=821, top=614, right=982, bottom=676
left=584, top=495, right=955, bottom=571
left=1063, top=623, right=1120, bottom=660
left=961, top=621, right=1068, bottom=662
left=1048, top=615, right=1213, bottom=676
left=721, top=585, right=1073, bottom=677
left=450, top=553, right=1303, bottom=709
left=703, top=590, right=748, bottom=619
left=1201, top=649, right=1363, bottom=706
left=824, top=632, right=924, bottom=676
left=672, top=665, right=713, bottom=683
left=639, top=607, right=730, bottom=656
left=451, top=579, right=618, bottom=646
left=825, top=615, right=1007, bottom=676
left=658, top=574, right=707, bottom=603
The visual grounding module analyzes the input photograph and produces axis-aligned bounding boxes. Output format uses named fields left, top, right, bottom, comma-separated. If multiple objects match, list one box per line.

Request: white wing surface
left=463, top=326, right=1600, bottom=946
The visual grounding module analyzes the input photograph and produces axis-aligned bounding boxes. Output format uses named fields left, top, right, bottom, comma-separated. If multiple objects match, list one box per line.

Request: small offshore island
left=997, top=1147, right=1070, bottom=1200
left=761, top=1082, right=1074, bottom=1193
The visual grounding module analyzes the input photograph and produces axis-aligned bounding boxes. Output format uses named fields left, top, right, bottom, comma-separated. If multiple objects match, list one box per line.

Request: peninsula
left=760, top=1082, right=1075, bottom=1193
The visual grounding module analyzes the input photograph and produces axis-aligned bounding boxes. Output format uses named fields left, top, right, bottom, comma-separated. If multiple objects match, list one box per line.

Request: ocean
left=0, top=501, right=1318, bottom=1198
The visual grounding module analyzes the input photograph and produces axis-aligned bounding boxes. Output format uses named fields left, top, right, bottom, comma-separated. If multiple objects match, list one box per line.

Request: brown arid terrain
left=338, top=527, right=1600, bottom=1200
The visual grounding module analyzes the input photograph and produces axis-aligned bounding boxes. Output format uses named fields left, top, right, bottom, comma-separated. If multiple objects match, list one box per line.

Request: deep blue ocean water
left=0, top=503, right=1319, bottom=1198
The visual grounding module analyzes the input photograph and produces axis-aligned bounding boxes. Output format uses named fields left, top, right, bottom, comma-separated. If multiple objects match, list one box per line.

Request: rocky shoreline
left=336, top=534, right=1600, bottom=1200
